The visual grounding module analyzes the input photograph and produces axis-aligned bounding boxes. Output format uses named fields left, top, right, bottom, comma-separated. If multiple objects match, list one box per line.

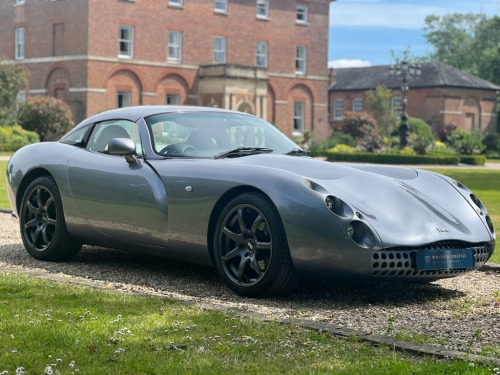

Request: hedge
left=319, top=151, right=459, bottom=165
left=459, top=155, right=486, bottom=165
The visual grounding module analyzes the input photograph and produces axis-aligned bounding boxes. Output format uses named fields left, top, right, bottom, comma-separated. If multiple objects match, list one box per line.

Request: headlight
left=348, top=221, right=377, bottom=249
left=324, top=195, right=353, bottom=218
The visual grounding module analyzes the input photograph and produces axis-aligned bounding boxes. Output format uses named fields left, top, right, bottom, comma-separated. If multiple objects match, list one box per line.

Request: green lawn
left=0, top=272, right=494, bottom=374
left=0, top=161, right=9, bottom=209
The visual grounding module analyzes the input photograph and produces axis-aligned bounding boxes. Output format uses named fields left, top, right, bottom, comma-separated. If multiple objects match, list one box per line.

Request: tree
left=365, top=85, right=398, bottom=135
left=18, top=96, right=74, bottom=141
left=0, top=64, right=29, bottom=126
left=341, top=111, right=382, bottom=152
left=424, top=13, right=500, bottom=85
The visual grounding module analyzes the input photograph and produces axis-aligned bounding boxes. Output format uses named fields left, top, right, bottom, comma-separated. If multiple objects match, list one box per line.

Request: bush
left=18, top=96, right=74, bottom=141
left=459, top=155, right=486, bottom=165
left=408, top=117, right=434, bottom=154
left=482, top=133, right=500, bottom=153
left=446, top=128, right=486, bottom=155
left=341, top=111, right=382, bottom=152
left=0, top=125, right=39, bottom=151
left=308, top=131, right=356, bottom=154
left=330, top=144, right=355, bottom=153
left=321, top=151, right=459, bottom=165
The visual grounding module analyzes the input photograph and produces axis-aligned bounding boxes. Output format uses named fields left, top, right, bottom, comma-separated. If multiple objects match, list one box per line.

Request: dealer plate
left=416, top=248, right=474, bottom=271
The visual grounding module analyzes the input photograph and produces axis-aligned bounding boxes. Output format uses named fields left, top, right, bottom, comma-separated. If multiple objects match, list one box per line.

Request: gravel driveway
left=1, top=212, right=499, bottom=357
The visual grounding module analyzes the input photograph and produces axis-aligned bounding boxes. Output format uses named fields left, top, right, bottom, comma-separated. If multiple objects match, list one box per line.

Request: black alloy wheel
left=214, top=192, right=298, bottom=297
left=20, top=176, right=81, bottom=261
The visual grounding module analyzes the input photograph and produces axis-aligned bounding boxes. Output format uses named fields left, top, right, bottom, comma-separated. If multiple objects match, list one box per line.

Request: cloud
left=328, top=59, right=372, bottom=68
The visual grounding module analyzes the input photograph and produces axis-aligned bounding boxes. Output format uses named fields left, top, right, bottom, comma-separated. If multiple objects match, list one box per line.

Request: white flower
left=44, top=365, right=53, bottom=375
left=15, top=367, right=25, bottom=375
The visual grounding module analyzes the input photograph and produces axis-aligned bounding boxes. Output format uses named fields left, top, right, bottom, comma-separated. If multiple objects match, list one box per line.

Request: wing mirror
left=107, top=138, right=138, bottom=164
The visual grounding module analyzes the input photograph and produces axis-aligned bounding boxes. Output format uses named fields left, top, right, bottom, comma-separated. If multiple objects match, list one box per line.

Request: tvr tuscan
left=6, top=106, right=496, bottom=297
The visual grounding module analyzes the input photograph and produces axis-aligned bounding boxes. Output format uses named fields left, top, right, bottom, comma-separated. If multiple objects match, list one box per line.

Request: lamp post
left=389, top=61, right=421, bottom=148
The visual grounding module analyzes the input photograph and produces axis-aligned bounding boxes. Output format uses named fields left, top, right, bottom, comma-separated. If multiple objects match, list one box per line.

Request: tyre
left=213, top=192, right=299, bottom=297
left=19, top=176, right=81, bottom=261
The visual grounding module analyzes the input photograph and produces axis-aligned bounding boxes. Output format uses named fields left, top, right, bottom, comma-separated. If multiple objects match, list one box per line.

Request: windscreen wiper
left=285, top=148, right=312, bottom=157
left=214, top=147, right=273, bottom=159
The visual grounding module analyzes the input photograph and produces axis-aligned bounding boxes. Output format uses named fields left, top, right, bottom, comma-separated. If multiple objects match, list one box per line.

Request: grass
left=428, top=169, right=500, bottom=263
left=0, top=272, right=495, bottom=375
left=0, top=161, right=9, bottom=209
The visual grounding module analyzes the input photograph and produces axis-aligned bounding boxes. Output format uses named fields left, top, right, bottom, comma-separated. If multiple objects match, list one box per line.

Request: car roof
left=77, top=105, right=251, bottom=127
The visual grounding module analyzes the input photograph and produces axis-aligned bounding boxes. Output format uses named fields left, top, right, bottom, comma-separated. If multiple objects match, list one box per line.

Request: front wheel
left=19, top=176, right=81, bottom=261
left=213, top=192, right=299, bottom=297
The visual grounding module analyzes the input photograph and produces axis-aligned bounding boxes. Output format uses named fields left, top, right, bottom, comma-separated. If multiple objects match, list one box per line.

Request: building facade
left=329, top=62, right=499, bottom=137
left=0, top=0, right=333, bottom=139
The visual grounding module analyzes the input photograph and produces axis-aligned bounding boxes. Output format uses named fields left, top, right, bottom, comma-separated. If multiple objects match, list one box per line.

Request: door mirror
left=107, top=138, right=137, bottom=163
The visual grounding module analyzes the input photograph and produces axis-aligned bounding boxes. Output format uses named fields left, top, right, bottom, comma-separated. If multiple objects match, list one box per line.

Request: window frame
left=333, top=99, right=344, bottom=120
left=296, top=5, right=308, bottom=24
left=166, top=93, right=180, bottom=105
left=256, top=0, right=269, bottom=19
left=168, top=0, right=183, bottom=7
left=213, top=36, right=227, bottom=64
left=118, top=25, right=134, bottom=59
left=214, top=0, right=228, bottom=13
left=116, top=91, right=131, bottom=108
left=295, top=45, right=307, bottom=75
left=352, top=98, right=363, bottom=112
left=15, top=0, right=25, bottom=5
left=15, top=27, right=25, bottom=60
left=293, top=102, right=305, bottom=135
left=256, top=41, right=268, bottom=68
left=167, top=30, right=182, bottom=63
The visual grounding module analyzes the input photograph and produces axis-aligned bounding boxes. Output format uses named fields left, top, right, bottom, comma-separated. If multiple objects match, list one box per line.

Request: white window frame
left=214, top=0, right=228, bottom=13
left=256, top=0, right=269, bottom=19
left=293, top=102, right=305, bottom=135
left=391, top=97, right=403, bottom=116
left=213, top=36, right=227, bottom=64
left=168, top=0, right=183, bottom=7
left=15, top=0, right=25, bottom=5
left=118, top=25, right=134, bottom=59
left=256, top=41, right=268, bottom=68
left=295, top=45, right=307, bottom=75
left=166, top=94, right=180, bottom=105
left=333, top=99, right=344, bottom=120
left=168, top=31, right=182, bottom=63
left=352, top=98, right=363, bottom=112
left=116, top=91, right=131, bottom=108
left=296, top=5, right=308, bottom=23
left=15, top=28, right=25, bottom=60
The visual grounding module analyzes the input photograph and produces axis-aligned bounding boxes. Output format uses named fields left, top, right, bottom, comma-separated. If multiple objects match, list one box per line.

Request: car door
left=66, top=119, right=168, bottom=247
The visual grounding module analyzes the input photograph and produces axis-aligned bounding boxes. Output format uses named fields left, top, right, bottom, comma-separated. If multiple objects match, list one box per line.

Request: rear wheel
left=19, top=176, right=81, bottom=261
left=213, top=192, right=299, bottom=297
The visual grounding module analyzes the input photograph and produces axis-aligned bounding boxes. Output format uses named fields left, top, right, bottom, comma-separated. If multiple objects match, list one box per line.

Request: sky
left=328, top=0, right=500, bottom=68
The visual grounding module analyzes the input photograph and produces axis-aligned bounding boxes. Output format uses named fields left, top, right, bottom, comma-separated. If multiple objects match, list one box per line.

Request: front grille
left=371, top=240, right=493, bottom=278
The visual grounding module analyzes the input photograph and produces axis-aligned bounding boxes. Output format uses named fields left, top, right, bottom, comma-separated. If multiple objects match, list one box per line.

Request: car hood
left=235, top=155, right=493, bottom=247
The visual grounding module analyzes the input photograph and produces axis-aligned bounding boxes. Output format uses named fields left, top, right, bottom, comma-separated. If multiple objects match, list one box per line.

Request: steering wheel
left=159, top=143, right=197, bottom=155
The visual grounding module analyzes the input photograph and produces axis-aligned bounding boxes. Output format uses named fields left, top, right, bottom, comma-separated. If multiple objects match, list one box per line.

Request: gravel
left=1, top=212, right=499, bottom=357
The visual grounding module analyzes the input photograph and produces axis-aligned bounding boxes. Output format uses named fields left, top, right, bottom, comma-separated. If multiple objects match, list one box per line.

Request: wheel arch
left=206, top=185, right=280, bottom=263
left=16, top=168, right=53, bottom=213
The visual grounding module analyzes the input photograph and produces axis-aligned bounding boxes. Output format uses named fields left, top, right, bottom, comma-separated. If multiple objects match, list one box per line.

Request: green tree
left=18, top=96, right=74, bottom=141
left=408, top=117, right=434, bottom=155
left=0, top=64, right=29, bottom=126
left=365, top=85, right=398, bottom=135
left=424, top=13, right=500, bottom=85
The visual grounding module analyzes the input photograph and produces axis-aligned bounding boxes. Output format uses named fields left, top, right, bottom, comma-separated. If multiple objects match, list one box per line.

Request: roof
left=329, top=61, right=500, bottom=92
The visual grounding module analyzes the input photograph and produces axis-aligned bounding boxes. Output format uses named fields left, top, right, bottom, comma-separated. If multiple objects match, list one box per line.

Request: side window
left=87, top=120, right=142, bottom=156
left=60, top=124, right=92, bottom=147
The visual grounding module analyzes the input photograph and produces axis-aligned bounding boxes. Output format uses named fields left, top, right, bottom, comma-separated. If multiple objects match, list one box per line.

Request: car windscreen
left=146, top=111, right=298, bottom=158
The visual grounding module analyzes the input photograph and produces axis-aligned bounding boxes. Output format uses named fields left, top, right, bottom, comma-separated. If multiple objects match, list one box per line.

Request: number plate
left=416, top=248, right=474, bottom=271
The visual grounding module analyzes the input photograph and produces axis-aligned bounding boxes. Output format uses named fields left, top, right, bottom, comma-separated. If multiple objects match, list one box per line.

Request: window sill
left=296, top=21, right=309, bottom=26
left=292, top=131, right=303, bottom=137
left=167, top=59, right=181, bottom=64
left=295, top=71, right=306, bottom=76
left=118, top=54, right=133, bottom=59
left=256, top=15, right=270, bottom=21
left=214, top=10, right=229, bottom=16
left=168, top=3, right=184, bottom=9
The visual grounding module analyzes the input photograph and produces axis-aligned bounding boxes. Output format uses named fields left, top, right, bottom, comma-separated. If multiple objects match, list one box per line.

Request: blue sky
left=328, top=0, right=500, bottom=68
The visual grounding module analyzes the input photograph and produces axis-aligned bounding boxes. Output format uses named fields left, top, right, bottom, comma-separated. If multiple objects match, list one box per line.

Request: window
left=15, top=28, right=25, bottom=60
left=256, top=0, right=269, bottom=18
left=293, top=102, right=305, bottom=134
left=352, top=98, right=363, bottom=112
left=256, top=41, right=268, bottom=68
left=15, top=0, right=25, bottom=4
left=296, top=5, right=308, bottom=23
left=295, top=45, right=307, bottom=75
left=166, top=94, right=180, bottom=105
left=117, top=91, right=131, bottom=108
left=60, top=124, right=92, bottom=147
left=214, top=0, right=227, bottom=13
left=88, top=120, right=142, bottom=156
left=333, top=99, right=344, bottom=120
left=213, top=36, right=227, bottom=64
left=118, top=25, right=134, bottom=58
left=391, top=97, right=403, bottom=116
left=168, top=31, right=182, bottom=63
left=168, top=0, right=183, bottom=6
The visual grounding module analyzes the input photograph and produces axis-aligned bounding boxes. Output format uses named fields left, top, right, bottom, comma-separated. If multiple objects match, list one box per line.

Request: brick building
left=329, top=62, right=499, bottom=136
left=0, top=0, right=333, bottom=139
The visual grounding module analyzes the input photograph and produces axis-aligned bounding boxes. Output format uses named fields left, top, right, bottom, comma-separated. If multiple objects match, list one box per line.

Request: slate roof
left=329, top=61, right=500, bottom=92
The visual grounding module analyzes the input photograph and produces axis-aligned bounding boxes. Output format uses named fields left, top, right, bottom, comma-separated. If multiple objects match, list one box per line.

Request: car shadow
left=0, top=243, right=467, bottom=311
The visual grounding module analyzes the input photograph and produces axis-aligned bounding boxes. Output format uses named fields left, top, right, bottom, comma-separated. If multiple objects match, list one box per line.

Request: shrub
left=428, top=141, right=457, bottom=156
left=459, top=155, right=486, bottom=165
left=341, top=111, right=382, bottom=152
left=18, top=96, right=74, bottom=141
left=408, top=117, right=434, bottom=154
left=308, top=131, right=356, bottom=154
left=0, top=125, right=39, bottom=151
left=323, top=151, right=459, bottom=165
left=399, top=146, right=416, bottom=155
left=446, top=128, right=485, bottom=155
left=482, top=133, right=500, bottom=153
left=330, top=144, right=355, bottom=153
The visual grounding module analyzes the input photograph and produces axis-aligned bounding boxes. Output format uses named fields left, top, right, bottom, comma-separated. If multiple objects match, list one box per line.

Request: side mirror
left=107, top=138, right=138, bottom=164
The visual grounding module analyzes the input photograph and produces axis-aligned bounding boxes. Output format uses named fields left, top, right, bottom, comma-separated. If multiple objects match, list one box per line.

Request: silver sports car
left=5, top=106, right=496, bottom=297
